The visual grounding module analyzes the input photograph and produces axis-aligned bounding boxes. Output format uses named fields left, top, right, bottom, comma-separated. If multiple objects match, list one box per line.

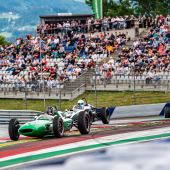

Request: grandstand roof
left=40, top=13, right=93, bottom=24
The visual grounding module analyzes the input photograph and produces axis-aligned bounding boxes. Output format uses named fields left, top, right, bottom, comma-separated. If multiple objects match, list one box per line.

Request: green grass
left=0, top=91, right=170, bottom=111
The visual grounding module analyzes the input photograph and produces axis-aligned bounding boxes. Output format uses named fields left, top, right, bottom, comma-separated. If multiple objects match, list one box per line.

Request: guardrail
left=0, top=110, right=42, bottom=124
left=0, top=103, right=168, bottom=125
left=111, top=103, right=166, bottom=119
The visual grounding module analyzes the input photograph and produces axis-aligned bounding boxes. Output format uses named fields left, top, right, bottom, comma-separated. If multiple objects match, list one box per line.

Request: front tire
left=164, top=107, right=170, bottom=118
left=53, top=116, right=64, bottom=138
left=99, top=107, right=110, bottom=124
left=78, top=111, right=90, bottom=135
left=8, top=119, right=20, bottom=141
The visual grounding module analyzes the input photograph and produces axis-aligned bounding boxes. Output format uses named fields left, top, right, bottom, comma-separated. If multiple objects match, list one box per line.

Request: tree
left=85, top=0, right=92, bottom=7
left=115, top=0, right=134, bottom=16
left=0, top=35, right=10, bottom=46
left=85, top=0, right=134, bottom=17
left=131, top=0, right=170, bottom=16
left=86, top=0, right=169, bottom=17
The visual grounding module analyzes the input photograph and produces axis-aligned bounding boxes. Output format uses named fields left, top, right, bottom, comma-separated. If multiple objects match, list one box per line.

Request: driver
left=77, top=99, right=85, bottom=109
left=46, top=106, right=55, bottom=116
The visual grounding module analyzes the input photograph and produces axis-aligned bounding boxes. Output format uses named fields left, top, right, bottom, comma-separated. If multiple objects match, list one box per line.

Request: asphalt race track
left=1, top=116, right=170, bottom=169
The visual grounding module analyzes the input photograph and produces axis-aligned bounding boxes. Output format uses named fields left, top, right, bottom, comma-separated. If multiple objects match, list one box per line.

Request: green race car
left=8, top=106, right=91, bottom=141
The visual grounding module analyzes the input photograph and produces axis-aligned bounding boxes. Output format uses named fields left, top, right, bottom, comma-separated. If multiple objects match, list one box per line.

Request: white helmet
left=77, top=99, right=85, bottom=109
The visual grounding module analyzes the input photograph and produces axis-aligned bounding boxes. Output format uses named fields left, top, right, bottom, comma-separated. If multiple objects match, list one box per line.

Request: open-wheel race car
left=64, top=98, right=115, bottom=125
left=8, top=99, right=114, bottom=141
left=8, top=106, right=91, bottom=141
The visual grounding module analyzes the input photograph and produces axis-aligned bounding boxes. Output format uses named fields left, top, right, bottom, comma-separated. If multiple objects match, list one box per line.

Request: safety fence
left=89, top=74, right=170, bottom=92
left=0, top=110, right=42, bottom=124
left=0, top=83, right=86, bottom=100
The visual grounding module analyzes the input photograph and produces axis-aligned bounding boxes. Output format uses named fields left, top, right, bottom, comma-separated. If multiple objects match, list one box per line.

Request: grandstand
left=0, top=14, right=169, bottom=99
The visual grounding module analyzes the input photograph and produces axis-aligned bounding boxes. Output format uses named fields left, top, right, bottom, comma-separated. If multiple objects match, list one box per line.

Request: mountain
left=0, top=0, right=92, bottom=41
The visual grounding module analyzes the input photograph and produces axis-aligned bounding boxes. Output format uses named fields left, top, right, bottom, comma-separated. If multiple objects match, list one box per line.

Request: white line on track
left=1, top=126, right=170, bottom=162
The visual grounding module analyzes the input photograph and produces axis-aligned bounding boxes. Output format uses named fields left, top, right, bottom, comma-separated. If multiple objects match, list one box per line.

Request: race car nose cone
left=19, top=124, right=36, bottom=135
left=18, top=121, right=48, bottom=137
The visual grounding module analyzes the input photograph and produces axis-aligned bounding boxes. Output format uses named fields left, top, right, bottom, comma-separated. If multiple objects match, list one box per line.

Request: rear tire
left=165, top=107, right=170, bottom=118
left=53, top=116, right=64, bottom=138
left=100, top=107, right=110, bottom=124
left=78, top=111, right=90, bottom=135
left=8, top=119, right=20, bottom=141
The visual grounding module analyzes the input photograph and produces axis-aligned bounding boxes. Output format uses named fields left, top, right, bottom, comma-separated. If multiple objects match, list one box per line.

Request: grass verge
left=0, top=91, right=170, bottom=111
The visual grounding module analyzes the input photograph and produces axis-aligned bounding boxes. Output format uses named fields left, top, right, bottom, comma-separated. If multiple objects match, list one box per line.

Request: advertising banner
left=92, top=0, right=103, bottom=19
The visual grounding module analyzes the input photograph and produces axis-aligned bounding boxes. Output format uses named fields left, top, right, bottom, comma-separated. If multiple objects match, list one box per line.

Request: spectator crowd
left=98, top=15, right=170, bottom=84
left=37, top=15, right=163, bottom=36
left=0, top=24, right=128, bottom=91
left=0, top=14, right=170, bottom=92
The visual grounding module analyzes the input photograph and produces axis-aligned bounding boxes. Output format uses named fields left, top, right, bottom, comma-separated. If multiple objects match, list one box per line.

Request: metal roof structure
left=39, top=13, right=93, bottom=24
